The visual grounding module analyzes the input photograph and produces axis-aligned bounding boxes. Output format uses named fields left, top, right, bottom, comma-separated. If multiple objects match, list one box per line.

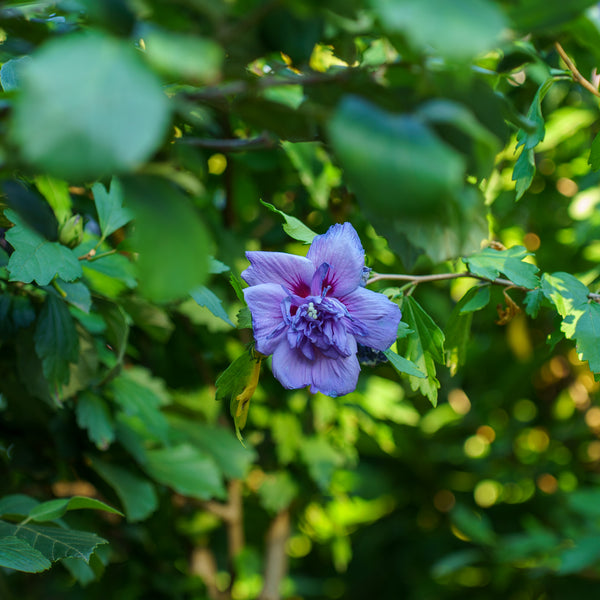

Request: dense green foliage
left=3, top=1, right=600, bottom=599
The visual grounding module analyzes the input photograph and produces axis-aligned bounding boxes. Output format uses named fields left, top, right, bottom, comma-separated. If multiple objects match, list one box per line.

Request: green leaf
left=237, top=306, right=252, bottom=329
left=282, top=141, right=341, bottom=208
left=60, top=328, right=99, bottom=401
left=87, top=458, right=158, bottom=523
left=460, top=285, right=491, bottom=313
left=508, top=0, right=598, bottom=32
left=464, top=246, right=539, bottom=288
left=0, top=495, right=40, bottom=518
left=0, top=56, right=31, bottom=91
left=260, top=200, right=317, bottom=244
left=397, top=296, right=445, bottom=406
left=53, top=280, right=92, bottom=313
left=28, top=496, right=122, bottom=522
left=300, top=437, right=345, bottom=491
left=169, top=418, right=257, bottom=480
left=143, top=445, right=225, bottom=500
left=258, top=472, right=299, bottom=514
left=34, top=294, right=79, bottom=387
left=142, top=27, right=223, bottom=83
left=559, top=536, right=600, bottom=574
left=451, top=504, right=495, bottom=545
left=524, top=288, right=545, bottom=318
left=328, top=96, right=465, bottom=219
left=110, top=372, right=169, bottom=443
left=190, top=286, right=234, bottom=326
left=123, top=176, right=210, bottom=303
left=0, top=520, right=107, bottom=563
left=444, top=287, right=478, bottom=377
left=0, top=536, right=51, bottom=573
left=383, top=348, right=426, bottom=378
left=5, top=209, right=82, bottom=286
left=92, top=179, right=133, bottom=240
left=589, top=131, right=600, bottom=171
left=35, top=175, right=72, bottom=224
left=541, top=272, right=590, bottom=317
left=513, top=79, right=554, bottom=199
left=76, top=392, right=115, bottom=451
left=371, top=0, right=507, bottom=61
left=11, top=31, right=170, bottom=180
left=566, top=302, right=600, bottom=372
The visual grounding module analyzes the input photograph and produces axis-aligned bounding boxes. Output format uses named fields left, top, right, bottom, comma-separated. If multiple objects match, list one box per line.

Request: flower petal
left=271, top=337, right=359, bottom=397
left=242, top=251, right=314, bottom=296
left=243, top=283, right=288, bottom=355
left=342, top=287, right=401, bottom=351
left=306, top=223, right=365, bottom=296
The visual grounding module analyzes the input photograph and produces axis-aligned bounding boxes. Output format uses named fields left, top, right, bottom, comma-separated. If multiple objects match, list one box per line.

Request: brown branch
left=555, top=42, right=600, bottom=99
left=367, top=271, right=600, bottom=304
left=259, top=510, right=290, bottom=600
left=366, top=271, right=526, bottom=290
left=190, top=546, right=230, bottom=600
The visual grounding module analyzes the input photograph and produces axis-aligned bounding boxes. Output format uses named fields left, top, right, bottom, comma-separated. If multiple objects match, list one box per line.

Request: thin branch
left=177, top=132, right=279, bottom=153
left=259, top=509, right=290, bottom=600
left=367, top=271, right=526, bottom=290
left=367, top=271, right=600, bottom=304
left=555, top=42, right=600, bottom=99
left=190, top=546, right=230, bottom=600
left=183, top=68, right=353, bottom=102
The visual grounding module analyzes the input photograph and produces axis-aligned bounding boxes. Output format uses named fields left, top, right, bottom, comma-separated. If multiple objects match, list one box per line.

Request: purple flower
left=241, top=222, right=401, bottom=397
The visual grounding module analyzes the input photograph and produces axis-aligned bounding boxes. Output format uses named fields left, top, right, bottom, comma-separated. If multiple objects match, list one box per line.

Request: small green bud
left=59, top=214, right=83, bottom=248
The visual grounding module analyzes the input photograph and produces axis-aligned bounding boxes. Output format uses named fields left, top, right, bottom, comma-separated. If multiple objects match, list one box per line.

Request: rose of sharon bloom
left=241, top=223, right=401, bottom=397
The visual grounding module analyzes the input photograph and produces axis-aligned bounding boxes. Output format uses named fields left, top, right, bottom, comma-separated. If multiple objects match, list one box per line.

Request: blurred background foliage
left=2, top=1, right=600, bottom=599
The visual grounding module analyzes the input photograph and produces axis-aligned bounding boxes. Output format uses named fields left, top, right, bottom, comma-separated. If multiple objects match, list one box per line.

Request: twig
left=366, top=271, right=526, bottom=290
left=555, top=42, right=600, bottom=99
left=367, top=271, right=600, bottom=304
left=259, top=510, right=290, bottom=600
left=177, top=132, right=279, bottom=153
left=183, top=68, right=353, bottom=102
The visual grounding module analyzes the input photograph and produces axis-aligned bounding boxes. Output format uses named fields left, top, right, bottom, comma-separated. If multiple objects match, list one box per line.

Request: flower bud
left=58, top=214, right=83, bottom=248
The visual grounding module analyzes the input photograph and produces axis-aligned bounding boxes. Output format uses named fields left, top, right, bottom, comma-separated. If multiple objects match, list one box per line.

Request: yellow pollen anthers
left=307, top=301, right=318, bottom=320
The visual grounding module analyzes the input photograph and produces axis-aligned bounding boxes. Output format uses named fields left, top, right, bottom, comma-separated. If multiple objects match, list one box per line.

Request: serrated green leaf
left=190, top=286, right=234, bottom=326
left=0, top=520, right=107, bottom=563
left=260, top=200, right=317, bottom=244
left=60, top=328, right=99, bottom=401
left=464, top=246, right=539, bottom=288
left=460, top=285, right=491, bottom=313
left=143, top=444, right=225, bottom=500
left=516, top=79, right=554, bottom=151
left=0, top=536, right=51, bottom=573
left=513, top=148, right=535, bottom=200
left=28, top=496, right=122, bottom=523
left=524, top=288, right=544, bottom=318
left=34, top=294, right=79, bottom=387
left=35, top=175, right=72, bottom=224
left=210, top=257, right=230, bottom=274
left=5, top=209, right=82, bottom=286
left=383, top=348, right=426, bottom=378
left=87, top=457, right=158, bottom=523
left=542, top=272, right=590, bottom=316
left=237, top=306, right=252, bottom=329
left=76, top=392, right=115, bottom=450
left=397, top=296, right=445, bottom=406
left=568, top=302, right=600, bottom=372
left=92, top=179, right=133, bottom=240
